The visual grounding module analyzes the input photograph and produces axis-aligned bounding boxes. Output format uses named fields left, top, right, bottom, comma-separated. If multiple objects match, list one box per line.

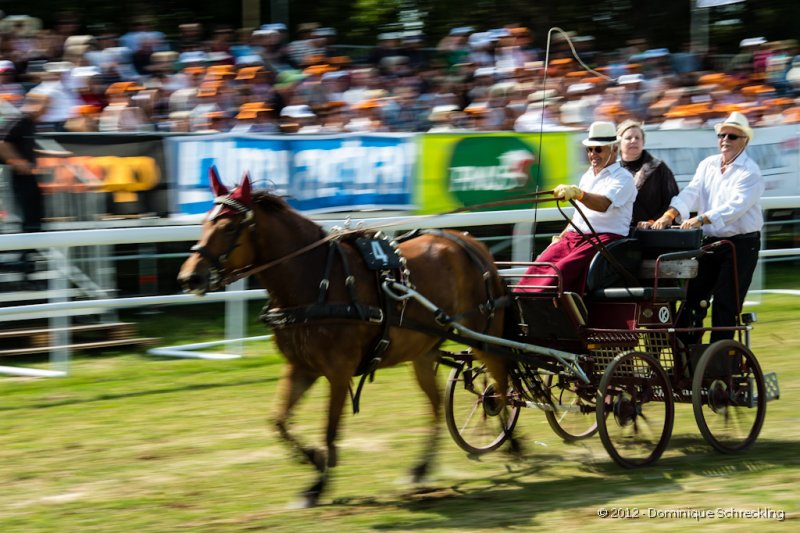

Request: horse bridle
left=190, top=196, right=255, bottom=288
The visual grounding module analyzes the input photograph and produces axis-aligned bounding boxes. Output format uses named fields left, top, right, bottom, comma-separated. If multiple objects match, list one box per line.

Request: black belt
left=705, top=231, right=760, bottom=242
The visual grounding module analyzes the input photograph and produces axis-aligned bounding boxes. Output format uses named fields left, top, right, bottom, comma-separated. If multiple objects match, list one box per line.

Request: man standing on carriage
left=517, top=121, right=637, bottom=293
left=643, top=112, right=764, bottom=344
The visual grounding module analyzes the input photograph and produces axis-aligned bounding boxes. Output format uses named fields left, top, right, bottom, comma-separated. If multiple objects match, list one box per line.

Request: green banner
left=415, top=132, right=579, bottom=214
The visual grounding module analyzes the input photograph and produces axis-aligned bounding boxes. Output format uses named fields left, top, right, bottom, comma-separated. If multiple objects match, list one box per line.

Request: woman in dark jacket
left=617, top=120, right=679, bottom=229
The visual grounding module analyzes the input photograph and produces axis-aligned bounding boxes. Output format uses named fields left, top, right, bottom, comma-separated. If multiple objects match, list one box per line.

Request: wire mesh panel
left=586, top=329, right=676, bottom=379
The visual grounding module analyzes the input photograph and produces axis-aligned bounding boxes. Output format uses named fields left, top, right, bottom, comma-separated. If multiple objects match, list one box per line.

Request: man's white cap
left=280, top=104, right=316, bottom=118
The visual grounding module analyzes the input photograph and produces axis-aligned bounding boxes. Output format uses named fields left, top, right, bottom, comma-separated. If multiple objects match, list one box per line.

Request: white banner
left=638, top=125, right=800, bottom=197
left=697, top=0, right=745, bottom=8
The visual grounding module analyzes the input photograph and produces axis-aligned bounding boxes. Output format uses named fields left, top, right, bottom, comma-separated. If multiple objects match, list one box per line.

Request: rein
left=221, top=190, right=557, bottom=284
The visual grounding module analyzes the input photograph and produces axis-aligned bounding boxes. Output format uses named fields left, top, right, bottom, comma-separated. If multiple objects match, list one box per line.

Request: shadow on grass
left=0, top=375, right=278, bottom=412
left=313, top=435, right=799, bottom=529
left=326, top=457, right=679, bottom=529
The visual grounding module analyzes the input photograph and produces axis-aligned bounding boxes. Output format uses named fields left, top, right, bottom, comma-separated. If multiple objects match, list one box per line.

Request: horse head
left=178, top=166, right=257, bottom=294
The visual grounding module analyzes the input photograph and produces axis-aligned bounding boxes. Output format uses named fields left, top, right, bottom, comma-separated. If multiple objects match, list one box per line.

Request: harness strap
left=421, top=229, right=499, bottom=330
left=261, top=303, right=384, bottom=328
left=393, top=315, right=562, bottom=373
left=318, top=241, right=338, bottom=304
left=335, top=241, right=364, bottom=320
left=450, top=295, right=513, bottom=323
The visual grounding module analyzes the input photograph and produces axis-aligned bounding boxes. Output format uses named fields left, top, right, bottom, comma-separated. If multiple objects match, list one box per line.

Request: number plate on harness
left=355, top=238, right=402, bottom=270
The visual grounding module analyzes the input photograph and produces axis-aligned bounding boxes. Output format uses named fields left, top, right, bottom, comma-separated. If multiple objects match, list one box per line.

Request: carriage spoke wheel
left=444, top=360, right=520, bottom=455
left=692, top=340, right=766, bottom=453
left=596, top=351, right=674, bottom=468
left=544, top=373, right=598, bottom=441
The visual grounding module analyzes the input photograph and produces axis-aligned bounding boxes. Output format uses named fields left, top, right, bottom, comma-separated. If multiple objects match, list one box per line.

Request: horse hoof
left=287, top=493, right=320, bottom=509
left=301, top=447, right=326, bottom=472
left=290, top=478, right=326, bottom=508
left=410, top=463, right=428, bottom=483
left=507, top=436, right=524, bottom=456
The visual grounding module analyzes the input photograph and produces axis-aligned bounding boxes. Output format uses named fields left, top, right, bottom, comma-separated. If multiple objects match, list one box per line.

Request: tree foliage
left=2, top=0, right=799, bottom=53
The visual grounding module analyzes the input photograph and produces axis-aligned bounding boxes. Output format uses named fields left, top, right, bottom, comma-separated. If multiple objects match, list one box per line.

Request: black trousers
left=11, top=173, right=43, bottom=233
left=677, top=232, right=760, bottom=344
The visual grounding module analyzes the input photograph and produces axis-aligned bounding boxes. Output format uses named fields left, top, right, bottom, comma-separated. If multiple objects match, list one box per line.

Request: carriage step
left=764, top=372, right=780, bottom=402
left=524, top=400, right=555, bottom=412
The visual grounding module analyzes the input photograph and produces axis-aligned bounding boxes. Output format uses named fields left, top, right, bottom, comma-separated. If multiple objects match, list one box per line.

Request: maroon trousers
left=517, top=231, right=624, bottom=294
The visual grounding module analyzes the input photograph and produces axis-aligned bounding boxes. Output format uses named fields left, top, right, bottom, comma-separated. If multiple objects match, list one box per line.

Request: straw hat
left=582, top=121, right=619, bottom=146
left=714, top=111, right=754, bottom=141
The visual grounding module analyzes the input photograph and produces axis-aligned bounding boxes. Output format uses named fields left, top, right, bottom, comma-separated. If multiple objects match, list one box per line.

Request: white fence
left=0, top=198, right=798, bottom=377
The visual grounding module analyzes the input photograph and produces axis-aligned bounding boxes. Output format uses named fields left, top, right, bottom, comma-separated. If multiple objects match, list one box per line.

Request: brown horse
left=177, top=167, right=508, bottom=507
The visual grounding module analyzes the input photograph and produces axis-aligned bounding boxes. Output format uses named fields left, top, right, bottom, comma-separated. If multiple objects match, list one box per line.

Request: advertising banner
left=166, top=133, right=416, bottom=215
left=38, top=133, right=169, bottom=216
left=416, top=132, right=582, bottom=214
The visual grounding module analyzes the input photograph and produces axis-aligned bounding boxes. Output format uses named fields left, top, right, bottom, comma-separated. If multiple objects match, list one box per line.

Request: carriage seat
left=514, top=291, right=587, bottom=342
left=583, top=237, right=688, bottom=301
left=632, top=227, right=703, bottom=256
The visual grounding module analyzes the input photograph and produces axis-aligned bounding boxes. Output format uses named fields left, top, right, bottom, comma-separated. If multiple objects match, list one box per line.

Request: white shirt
left=670, top=151, right=764, bottom=238
left=568, top=161, right=636, bottom=236
left=514, top=109, right=574, bottom=132
left=28, top=80, right=78, bottom=123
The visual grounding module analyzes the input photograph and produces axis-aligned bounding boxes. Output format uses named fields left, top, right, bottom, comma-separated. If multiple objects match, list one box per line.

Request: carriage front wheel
left=444, top=359, right=521, bottom=455
left=596, top=351, right=674, bottom=468
left=692, top=340, right=766, bottom=453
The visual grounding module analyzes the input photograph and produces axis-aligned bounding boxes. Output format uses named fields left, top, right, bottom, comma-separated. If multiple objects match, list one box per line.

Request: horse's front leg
left=410, top=354, right=441, bottom=482
left=273, top=365, right=326, bottom=474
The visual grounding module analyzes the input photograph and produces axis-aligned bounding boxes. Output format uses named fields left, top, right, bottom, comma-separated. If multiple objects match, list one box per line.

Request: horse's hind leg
left=410, top=353, right=441, bottom=483
left=297, top=377, right=349, bottom=507
left=480, top=354, right=524, bottom=454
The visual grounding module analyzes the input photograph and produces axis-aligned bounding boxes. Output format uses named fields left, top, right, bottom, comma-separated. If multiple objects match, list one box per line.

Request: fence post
left=49, top=246, right=71, bottom=375
left=224, top=278, right=247, bottom=356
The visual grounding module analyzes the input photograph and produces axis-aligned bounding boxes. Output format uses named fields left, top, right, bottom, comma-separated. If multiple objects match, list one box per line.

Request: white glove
left=554, top=184, right=583, bottom=201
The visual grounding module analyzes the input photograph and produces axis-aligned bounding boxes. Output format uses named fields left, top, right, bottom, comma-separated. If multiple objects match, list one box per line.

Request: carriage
left=438, top=227, right=780, bottom=467
left=179, top=169, right=781, bottom=506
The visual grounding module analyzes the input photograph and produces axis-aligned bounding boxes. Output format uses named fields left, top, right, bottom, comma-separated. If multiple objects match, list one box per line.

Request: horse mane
left=250, top=190, right=331, bottom=242
left=250, top=190, right=377, bottom=241
left=252, top=190, right=291, bottom=212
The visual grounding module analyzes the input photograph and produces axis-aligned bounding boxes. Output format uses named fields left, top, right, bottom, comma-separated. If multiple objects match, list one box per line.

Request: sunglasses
left=586, top=146, right=606, bottom=153
left=717, top=133, right=743, bottom=141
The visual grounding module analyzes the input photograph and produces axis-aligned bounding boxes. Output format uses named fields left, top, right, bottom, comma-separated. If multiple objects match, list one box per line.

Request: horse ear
left=237, top=171, right=253, bottom=206
left=209, top=165, right=229, bottom=197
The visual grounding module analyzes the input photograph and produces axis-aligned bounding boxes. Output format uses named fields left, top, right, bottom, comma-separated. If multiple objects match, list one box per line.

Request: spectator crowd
left=3, top=12, right=800, bottom=135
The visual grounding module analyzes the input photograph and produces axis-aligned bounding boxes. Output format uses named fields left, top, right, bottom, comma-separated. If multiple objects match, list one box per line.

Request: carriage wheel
left=544, top=373, right=598, bottom=441
left=596, top=351, right=674, bottom=468
left=692, top=340, right=766, bottom=453
left=444, top=359, right=520, bottom=455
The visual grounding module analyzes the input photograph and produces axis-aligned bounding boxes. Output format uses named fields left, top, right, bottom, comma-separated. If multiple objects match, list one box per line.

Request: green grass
left=0, top=295, right=798, bottom=532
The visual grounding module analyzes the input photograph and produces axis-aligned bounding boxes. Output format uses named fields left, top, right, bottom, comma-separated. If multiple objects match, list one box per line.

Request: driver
left=517, top=121, right=637, bottom=293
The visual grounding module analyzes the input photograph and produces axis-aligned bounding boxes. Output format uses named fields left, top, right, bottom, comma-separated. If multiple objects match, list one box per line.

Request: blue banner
left=165, top=133, right=416, bottom=215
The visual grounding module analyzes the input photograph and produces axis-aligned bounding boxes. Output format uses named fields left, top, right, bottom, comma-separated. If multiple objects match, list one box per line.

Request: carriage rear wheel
left=444, top=359, right=520, bottom=455
left=596, top=351, right=674, bottom=468
left=544, top=373, right=598, bottom=441
left=692, top=340, right=766, bottom=453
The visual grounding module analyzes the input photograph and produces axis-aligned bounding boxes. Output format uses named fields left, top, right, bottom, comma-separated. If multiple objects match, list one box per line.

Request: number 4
left=371, top=241, right=389, bottom=265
